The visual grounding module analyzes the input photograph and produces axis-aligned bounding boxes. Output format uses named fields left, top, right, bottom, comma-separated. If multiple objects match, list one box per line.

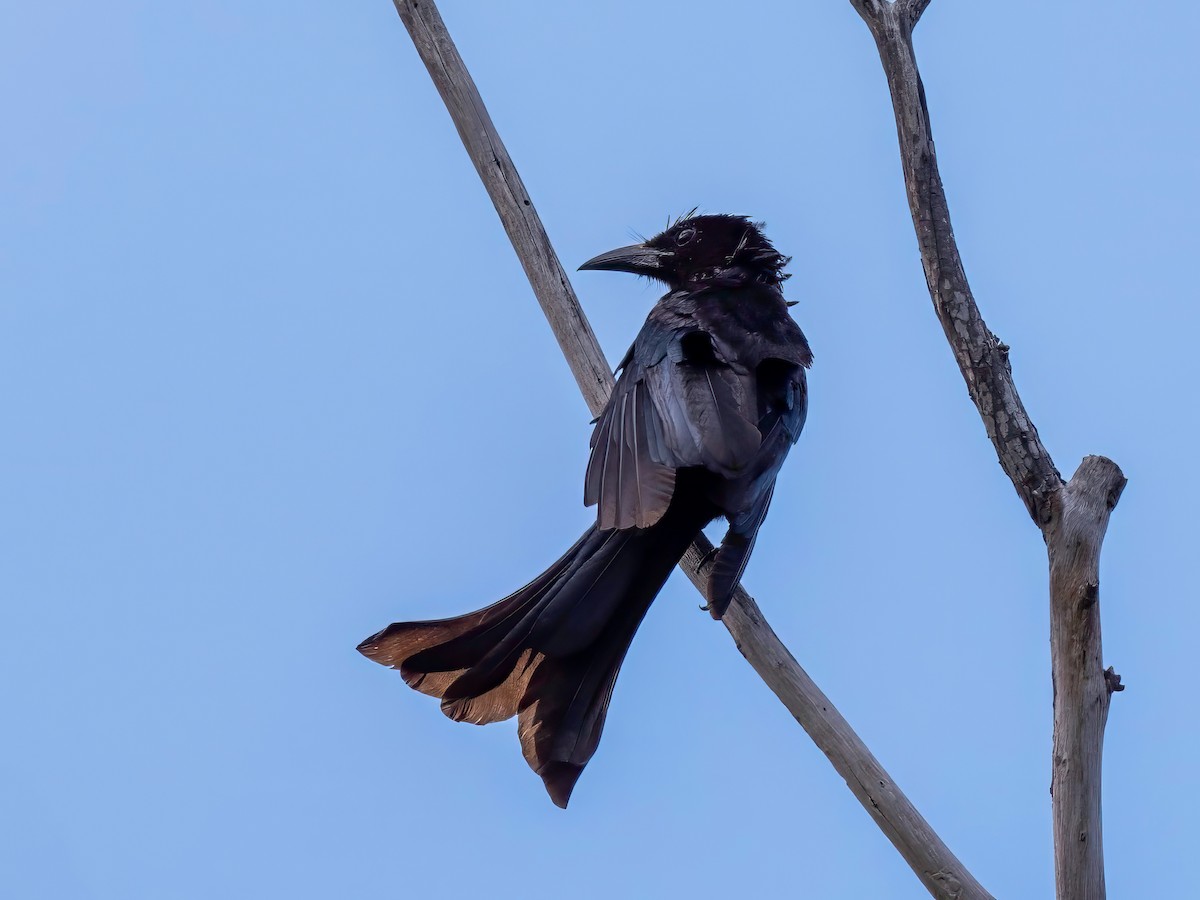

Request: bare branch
left=849, top=4, right=1127, bottom=897
left=848, top=0, right=886, bottom=26
left=858, top=4, right=1063, bottom=524
left=678, top=544, right=994, bottom=900
left=852, top=0, right=932, bottom=31
left=1047, top=456, right=1126, bottom=900
left=899, top=0, right=934, bottom=27
left=390, top=1, right=612, bottom=415
left=390, top=1, right=991, bottom=897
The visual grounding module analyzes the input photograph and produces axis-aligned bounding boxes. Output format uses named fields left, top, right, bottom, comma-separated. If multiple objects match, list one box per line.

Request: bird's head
left=579, top=213, right=790, bottom=290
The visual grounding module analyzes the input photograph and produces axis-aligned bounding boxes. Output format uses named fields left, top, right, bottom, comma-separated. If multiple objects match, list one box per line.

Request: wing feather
left=586, top=359, right=678, bottom=531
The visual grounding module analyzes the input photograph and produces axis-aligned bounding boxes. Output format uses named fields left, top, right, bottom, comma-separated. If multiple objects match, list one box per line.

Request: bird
left=358, top=213, right=812, bottom=808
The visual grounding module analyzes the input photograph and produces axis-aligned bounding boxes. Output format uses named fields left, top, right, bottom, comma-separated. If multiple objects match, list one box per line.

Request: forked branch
left=848, top=2, right=1126, bottom=897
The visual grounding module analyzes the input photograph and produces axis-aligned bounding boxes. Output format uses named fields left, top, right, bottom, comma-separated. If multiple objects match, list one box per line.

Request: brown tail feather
left=358, top=491, right=713, bottom=807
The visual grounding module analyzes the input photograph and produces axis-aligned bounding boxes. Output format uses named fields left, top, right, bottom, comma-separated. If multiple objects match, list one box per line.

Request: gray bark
left=390, top=1, right=990, bottom=897
left=390, top=0, right=611, bottom=416
left=1047, top=457, right=1126, bottom=900
left=848, top=2, right=1126, bottom=898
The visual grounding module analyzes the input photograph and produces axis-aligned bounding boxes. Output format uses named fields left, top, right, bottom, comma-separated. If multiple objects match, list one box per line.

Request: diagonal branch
left=390, top=1, right=991, bottom=897
left=848, top=2, right=1126, bottom=898
left=387, top=2, right=611, bottom=416
left=853, top=0, right=1062, bottom=525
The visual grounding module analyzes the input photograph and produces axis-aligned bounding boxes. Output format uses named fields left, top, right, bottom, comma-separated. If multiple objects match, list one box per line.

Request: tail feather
left=442, top=648, right=541, bottom=725
left=358, top=494, right=712, bottom=807
left=371, top=529, right=590, bottom=674
left=518, top=584, right=654, bottom=806
left=437, top=528, right=625, bottom=701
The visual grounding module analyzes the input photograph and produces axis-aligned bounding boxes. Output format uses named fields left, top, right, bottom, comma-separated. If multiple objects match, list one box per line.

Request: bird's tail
left=357, top=502, right=707, bottom=808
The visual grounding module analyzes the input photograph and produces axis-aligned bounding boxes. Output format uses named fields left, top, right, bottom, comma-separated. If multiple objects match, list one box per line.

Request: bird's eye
left=675, top=228, right=696, bottom=246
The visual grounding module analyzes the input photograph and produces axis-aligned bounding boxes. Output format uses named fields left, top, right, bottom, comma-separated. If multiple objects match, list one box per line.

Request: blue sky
left=3, top=2, right=1197, bottom=897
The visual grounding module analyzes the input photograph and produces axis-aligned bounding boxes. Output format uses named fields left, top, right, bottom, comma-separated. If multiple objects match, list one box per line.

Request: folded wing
left=585, top=322, right=762, bottom=531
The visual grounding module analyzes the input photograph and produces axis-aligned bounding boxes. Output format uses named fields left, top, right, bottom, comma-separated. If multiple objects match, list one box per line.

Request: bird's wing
left=645, top=328, right=763, bottom=476
left=585, top=318, right=762, bottom=531
left=584, top=348, right=678, bottom=531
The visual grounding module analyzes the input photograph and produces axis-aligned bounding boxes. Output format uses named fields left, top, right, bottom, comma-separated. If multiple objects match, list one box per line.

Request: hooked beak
left=578, top=243, right=672, bottom=278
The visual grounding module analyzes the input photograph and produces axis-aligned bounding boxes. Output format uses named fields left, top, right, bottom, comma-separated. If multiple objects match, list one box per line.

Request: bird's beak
left=578, top=243, right=672, bottom=277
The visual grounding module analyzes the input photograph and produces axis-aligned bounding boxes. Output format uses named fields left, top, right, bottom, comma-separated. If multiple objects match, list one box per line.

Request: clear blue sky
left=3, top=2, right=1196, bottom=897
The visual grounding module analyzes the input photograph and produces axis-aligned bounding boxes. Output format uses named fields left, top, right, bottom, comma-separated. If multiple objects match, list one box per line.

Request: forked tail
left=358, top=499, right=707, bottom=807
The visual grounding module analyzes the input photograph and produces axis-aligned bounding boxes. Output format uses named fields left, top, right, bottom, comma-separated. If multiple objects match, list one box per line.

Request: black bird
left=358, top=214, right=812, bottom=807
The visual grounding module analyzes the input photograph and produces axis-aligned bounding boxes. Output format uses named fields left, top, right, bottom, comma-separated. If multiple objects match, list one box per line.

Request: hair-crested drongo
left=359, top=214, right=813, bottom=807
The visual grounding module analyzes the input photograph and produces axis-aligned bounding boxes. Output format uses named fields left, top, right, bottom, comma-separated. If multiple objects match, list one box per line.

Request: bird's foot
left=695, top=545, right=721, bottom=612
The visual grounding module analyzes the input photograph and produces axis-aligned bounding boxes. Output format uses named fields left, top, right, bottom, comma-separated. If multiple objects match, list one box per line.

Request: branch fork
left=850, top=4, right=1126, bottom=896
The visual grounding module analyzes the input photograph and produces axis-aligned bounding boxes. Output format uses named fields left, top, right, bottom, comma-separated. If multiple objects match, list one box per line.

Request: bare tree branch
left=856, top=3, right=1062, bottom=524
left=1048, top=456, right=1126, bottom=899
left=848, top=0, right=886, bottom=22
left=388, top=1, right=611, bottom=416
left=389, top=1, right=991, bottom=897
left=851, top=1, right=931, bottom=31
left=899, top=0, right=934, bottom=26
left=849, top=3, right=1127, bottom=897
